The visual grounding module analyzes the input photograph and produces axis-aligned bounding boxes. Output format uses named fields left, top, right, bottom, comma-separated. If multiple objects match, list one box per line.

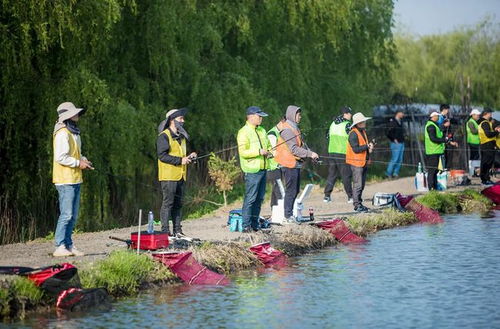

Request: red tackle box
left=130, top=231, right=169, bottom=250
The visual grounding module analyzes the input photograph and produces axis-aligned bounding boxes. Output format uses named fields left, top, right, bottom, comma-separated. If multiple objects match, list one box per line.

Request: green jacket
left=466, top=117, right=480, bottom=145
left=425, top=120, right=445, bottom=155
left=328, top=120, right=350, bottom=154
left=237, top=122, right=271, bottom=173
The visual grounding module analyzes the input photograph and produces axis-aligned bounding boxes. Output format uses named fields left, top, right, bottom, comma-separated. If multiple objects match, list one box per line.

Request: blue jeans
left=55, top=184, right=81, bottom=248
left=386, top=142, right=404, bottom=177
left=242, top=170, right=267, bottom=230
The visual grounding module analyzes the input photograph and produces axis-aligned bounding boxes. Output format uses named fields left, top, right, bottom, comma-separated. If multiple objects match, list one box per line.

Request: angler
left=346, top=112, right=373, bottom=213
left=324, top=106, right=353, bottom=204
left=275, top=105, right=319, bottom=223
left=157, top=108, right=197, bottom=238
left=52, top=102, right=92, bottom=257
left=237, top=106, right=272, bottom=233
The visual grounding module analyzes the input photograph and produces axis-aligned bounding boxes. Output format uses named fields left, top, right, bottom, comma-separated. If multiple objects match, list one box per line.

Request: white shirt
left=54, top=129, right=85, bottom=168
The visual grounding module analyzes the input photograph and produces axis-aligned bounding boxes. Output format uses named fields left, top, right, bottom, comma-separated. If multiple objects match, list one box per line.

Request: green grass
left=79, top=250, right=176, bottom=296
left=416, top=191, right=460, bottom=214
left=347, top=209, right=418, bottom=236
left=416, top=190, right=493, bottom=214
left=11, top=277, right=44, bottom=304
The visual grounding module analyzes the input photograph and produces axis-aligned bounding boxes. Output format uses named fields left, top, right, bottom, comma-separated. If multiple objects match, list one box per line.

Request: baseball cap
left=246, top=106, right=268, bottom=117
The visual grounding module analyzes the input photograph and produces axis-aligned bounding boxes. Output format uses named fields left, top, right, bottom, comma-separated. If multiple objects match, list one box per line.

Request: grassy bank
left=416, top=189, right=492, bottom=214
left=1, top=189, right=493, bottom=321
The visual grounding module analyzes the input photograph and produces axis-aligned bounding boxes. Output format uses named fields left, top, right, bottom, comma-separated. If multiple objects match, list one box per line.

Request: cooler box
left=130, top=231, right=169, bottom=250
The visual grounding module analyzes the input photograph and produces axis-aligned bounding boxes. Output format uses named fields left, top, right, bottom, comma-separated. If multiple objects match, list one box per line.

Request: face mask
left=174, top=120, right=184, bottom=128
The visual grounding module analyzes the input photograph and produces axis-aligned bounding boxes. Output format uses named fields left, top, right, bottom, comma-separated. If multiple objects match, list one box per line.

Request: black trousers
left=480, top=144, right=496, bottom=182
left=426, top=154, right=442, bottom=190
left=160, top=179, right=185, bottom=234
left=351, top=165, right=367, bottom=208
left=324, top=153, right=353, bottom=198
left=282, top=167, right=301, bottom=218
left=267, top=169, right=283, bottom=208
left=468, top=143, right=480, bottom=161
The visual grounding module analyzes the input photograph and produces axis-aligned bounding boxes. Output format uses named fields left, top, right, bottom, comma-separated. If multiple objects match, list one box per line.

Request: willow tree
left=0, top=0, right=395, bottom=244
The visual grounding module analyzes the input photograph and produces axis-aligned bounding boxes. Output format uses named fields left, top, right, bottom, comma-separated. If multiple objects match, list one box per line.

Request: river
left=12, top=215, right=500, bottom=329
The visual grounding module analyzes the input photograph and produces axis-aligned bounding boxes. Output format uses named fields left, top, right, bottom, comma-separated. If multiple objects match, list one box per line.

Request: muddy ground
left=0, top=176, right=481, bottom=269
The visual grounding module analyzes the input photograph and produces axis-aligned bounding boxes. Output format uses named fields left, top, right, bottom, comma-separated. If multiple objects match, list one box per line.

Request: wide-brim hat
left=166, top=108, right=188, bottom=122
left=56, top=102, right=85, bottom=122
left=351, top=112, right=371, bottom=128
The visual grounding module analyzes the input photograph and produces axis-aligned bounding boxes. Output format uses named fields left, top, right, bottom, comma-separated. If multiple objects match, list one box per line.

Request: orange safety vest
left=346, top=127, right=368, bottom=168
left=275, top=122, right=302, bottom=169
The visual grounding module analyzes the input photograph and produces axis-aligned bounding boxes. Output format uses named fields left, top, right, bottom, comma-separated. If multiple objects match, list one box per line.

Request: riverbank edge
left=1, top=188, right=492, bottom=321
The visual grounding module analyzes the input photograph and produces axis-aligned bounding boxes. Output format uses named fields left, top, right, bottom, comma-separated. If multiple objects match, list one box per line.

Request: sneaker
left=53, top=245, right=73, bottom=257
left=68, top=246, right=85, bottom=257
left=347, top=198, right=353, bottom=204
left=482, top=180, right=495, bottom=186
left=323, top=196, right=331, bottom=203
left=354, top=205, right=369, bottom=213
left=282, top=217, right=296, bottom=225
left=175, top=232, right=187, bottom=239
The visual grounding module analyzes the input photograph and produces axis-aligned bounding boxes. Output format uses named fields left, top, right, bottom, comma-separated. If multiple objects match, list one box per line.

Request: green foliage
left=391, top=20, right=499, bottom=107
left=79, top=250, right=160, bottom=295
left=10, top=277, right=44, bottom=304
left=0, top=0, right=395, bottom=243
left=417, top=191, right=460, bottom=214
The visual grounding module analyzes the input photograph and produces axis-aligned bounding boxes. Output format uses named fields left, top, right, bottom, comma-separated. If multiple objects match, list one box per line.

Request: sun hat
left=166, top=108, right=188, bottom=122
left=470, top=109, right=481, bottom=116
left=56, top=102, right=85, bottom=122
left=350, top=112, right=372, bottom=128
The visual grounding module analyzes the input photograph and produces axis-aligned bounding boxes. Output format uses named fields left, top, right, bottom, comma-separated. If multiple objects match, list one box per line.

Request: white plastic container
left=415, top=172, right=429, bottom=192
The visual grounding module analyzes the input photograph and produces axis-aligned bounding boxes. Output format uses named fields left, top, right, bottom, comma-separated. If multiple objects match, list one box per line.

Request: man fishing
left=346, top=112, right=373, bottom=213
left=478, top=108, right=500, bottom=186
left=275, top=105, right=319, bottom=223
left=157, top=108, right=197, bottom=238
left=52, top=102, right=92, bottom=257
left=324, top=106, right=353, bottom=204
left=237, top=106, right=272, bottom=232
left=424, top=112, right=458, bottom=190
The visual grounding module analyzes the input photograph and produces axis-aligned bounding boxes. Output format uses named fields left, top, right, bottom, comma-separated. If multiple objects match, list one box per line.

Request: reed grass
left=347, top=209, right=418, bottom=236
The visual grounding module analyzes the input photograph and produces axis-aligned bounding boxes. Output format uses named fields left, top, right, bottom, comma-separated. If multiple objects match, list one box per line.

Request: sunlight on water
left=13, top=215, right=500, bottom=329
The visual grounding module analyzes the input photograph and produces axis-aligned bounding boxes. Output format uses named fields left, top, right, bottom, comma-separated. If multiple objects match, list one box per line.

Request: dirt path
left=0, top=176, right=481, bottom=269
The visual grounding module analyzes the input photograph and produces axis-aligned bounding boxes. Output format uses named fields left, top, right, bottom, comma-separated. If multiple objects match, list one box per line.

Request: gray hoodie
left=280, top=106, right=312, bottom=166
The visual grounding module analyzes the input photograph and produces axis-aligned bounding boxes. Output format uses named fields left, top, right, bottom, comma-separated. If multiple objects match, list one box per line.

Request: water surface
left=13, top=215, right=500, bottom=329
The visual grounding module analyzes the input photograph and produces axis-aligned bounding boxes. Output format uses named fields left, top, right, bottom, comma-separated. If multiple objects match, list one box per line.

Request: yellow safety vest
left=52, top=128, right=83, bottom=184
left=478, top=120, right=496, bottom=144
left=158, top=129, right=187, bottom=181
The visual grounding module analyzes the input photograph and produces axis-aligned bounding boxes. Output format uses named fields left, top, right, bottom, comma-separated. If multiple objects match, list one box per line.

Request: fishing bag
left=372, top=193, right=396, bottom=207
left=228, top=209, right=243, bottom=232
left=27, top=263, right=80, bottom=296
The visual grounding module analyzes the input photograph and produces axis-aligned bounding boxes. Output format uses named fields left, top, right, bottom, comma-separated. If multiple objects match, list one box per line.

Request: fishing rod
left=195, top=124, right=331, bottom=160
